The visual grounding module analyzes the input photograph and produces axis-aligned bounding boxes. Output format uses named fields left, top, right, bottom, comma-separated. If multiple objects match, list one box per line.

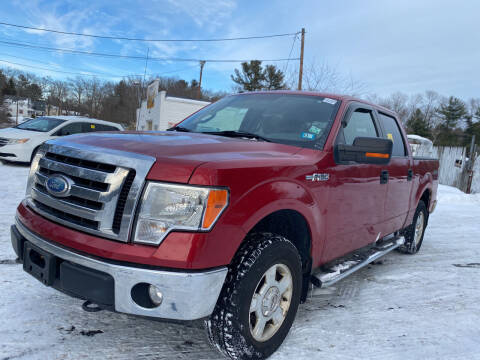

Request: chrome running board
left=311, top=235, right=405, bottom=288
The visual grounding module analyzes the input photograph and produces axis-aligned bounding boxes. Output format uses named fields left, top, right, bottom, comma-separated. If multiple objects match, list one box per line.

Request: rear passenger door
left=54, top=122, right=84, bottom=136
left=377, top=112, right=413, bottom=234
left=323, top=104, right=388, bottom=262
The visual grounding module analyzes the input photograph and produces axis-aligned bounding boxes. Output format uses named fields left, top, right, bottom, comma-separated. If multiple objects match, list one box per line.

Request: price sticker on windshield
left=322, top=98, right=337, bottom=105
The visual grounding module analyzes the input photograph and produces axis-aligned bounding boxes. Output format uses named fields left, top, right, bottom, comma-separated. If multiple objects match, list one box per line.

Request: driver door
left=322, top=104, right=388, bottom=263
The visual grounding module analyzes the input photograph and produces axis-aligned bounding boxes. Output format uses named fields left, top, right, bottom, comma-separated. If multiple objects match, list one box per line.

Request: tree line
left=1, top=62, right=479, bottom=147
left=367, top=91, right=480, bottom=147
left=0, top=69, right=224, bottom=129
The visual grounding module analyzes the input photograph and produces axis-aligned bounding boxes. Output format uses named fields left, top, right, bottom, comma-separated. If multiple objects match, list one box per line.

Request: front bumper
left=0, top=143, right=32, bottom=162
left=12, top=219, right=228, bottom=321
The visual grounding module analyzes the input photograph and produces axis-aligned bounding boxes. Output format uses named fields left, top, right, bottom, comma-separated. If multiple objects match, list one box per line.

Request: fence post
left=465, top=135, right=476, bottom=194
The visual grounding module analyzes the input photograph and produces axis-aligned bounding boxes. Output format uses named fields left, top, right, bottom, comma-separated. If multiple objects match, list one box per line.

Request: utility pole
left=297, top=27, right=305, bottom=91
left=198, top=60, right=206, bottom=99
left=15, top=97, right=19, bottom=125
left=143, top=47, right=149, bottom=85
left=465, top=135, right=476, bottom=194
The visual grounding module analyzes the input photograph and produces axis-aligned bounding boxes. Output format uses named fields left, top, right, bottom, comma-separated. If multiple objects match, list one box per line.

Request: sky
left=0, top=0, right=478, bottom=99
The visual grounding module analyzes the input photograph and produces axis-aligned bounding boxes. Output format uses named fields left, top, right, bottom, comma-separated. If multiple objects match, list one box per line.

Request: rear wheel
left=206, top=233, right=302, bottom=360
left=397, top=200, right=427, bottom=254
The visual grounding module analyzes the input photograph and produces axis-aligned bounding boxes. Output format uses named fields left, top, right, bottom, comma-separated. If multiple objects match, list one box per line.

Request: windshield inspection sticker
left=387, top=133, right=394, bottom=142
left=301, top=132, right=316, bottom=140
left=323, top=97, right=337, bottom=105
left=309, top=125, right=322, bottom=134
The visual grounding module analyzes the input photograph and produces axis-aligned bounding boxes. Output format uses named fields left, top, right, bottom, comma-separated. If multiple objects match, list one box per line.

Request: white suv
left=0, top=116, right=124, bottom=163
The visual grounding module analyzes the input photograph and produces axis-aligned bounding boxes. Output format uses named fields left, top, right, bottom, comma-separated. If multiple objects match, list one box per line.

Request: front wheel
left=397, top=200, right=428, bottom=254
left=206, top=233, right=302, bottom=360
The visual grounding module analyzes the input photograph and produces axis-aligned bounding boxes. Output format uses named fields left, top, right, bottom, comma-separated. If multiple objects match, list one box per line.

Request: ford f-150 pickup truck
left=11, top=91, right=439, bottom=359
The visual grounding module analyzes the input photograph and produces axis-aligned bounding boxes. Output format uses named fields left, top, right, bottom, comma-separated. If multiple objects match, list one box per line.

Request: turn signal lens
left=365, top=152, right=389, bottom=159
left=202, top=189, right=228, bottom=229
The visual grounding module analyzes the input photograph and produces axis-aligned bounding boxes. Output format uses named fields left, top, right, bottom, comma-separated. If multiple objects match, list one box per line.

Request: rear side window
left=55, top=122, right=83, bottom=136
left=342, top=109, right=378, bottom=145
left=81, top=123, right=120, bottom=132
left=378, top=113, right=406, bottom=156
left=96, top=124, right=121, bottom=131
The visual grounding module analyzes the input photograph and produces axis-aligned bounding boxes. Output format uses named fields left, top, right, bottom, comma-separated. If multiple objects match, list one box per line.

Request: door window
left=341, top=109, right=378, bottom=144
left=55, top=122, right=83, bottom=136
left=378, top=113, right=407, bottom=156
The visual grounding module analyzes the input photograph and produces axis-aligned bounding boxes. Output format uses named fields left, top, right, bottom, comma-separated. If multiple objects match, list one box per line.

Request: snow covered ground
left=1, top=161, right=479, bottom=360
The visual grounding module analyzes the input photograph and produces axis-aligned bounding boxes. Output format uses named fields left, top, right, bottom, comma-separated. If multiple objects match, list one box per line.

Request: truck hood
left=54, top=131, right=301, bottom=183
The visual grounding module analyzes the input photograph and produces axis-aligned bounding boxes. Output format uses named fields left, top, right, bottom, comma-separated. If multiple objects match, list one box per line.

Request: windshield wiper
left=167, top=125, right=191, bottom=132
left=202, top=130, right=271, bottom=142
left=16, top=128, right=43, bottom=132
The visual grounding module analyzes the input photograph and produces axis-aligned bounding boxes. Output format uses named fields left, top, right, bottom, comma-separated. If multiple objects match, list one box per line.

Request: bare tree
left=287, top=60, right=367, bottom=96
left=69, top=77, right=87, bottom=108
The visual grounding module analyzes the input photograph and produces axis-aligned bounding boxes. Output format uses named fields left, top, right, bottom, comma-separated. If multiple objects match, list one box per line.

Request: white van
left=0, top=116, right=124, bottom=163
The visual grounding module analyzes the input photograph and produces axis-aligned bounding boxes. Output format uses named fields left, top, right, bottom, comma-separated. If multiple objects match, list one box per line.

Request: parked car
left=0, top=116, right=124, bottom=163
left=407, top=134, right=434, bottom=157
left=11, top=92, right=438, bottom=359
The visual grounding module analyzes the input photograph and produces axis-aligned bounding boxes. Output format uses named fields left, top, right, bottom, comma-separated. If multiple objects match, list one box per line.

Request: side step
left=311, top=235, right=405, bottom=288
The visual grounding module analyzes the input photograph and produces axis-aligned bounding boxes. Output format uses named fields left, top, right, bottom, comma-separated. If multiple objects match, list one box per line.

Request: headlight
left=134, top=182, right=229, bottom=245
left=7, top=138, right=29, bottom=144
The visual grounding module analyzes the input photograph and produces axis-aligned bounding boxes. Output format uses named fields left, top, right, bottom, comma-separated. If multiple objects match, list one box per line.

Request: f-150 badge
left=306, top=173, right=329, bottom=182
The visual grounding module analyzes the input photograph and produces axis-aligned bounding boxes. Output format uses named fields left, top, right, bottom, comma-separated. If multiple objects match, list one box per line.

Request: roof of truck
left=236, top=90, right=398, bottom=118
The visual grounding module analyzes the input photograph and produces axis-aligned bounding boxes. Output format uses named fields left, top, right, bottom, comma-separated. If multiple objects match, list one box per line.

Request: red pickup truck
left=11, top=91, right=438, bottom=359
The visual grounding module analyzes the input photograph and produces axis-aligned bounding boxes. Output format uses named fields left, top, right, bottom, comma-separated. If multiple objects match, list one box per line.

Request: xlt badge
left=306, top=173, right=330, bottom=182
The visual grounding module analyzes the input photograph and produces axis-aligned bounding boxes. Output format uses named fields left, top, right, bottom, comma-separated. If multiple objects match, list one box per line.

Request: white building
left=136, top=89, right=210, bottom=131
left=3, top=97, right=30, bottom=122
left=3, top=97, right=48, bottom=123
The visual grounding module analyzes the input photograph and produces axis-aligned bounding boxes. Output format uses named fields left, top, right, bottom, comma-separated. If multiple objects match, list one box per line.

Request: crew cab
left=11, top=92, right=438, bottom=359
left=0, top=116, right=124, bottom=163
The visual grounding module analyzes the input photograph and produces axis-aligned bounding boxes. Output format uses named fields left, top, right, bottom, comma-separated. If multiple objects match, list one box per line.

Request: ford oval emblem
left=45, top=174, right=73, bottom=197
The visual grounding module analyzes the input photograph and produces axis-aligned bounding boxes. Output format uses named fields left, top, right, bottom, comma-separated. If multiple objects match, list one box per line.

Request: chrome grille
left=26, top=140, right=155, bottom=242
left=0, top=137, right=8, bottom=147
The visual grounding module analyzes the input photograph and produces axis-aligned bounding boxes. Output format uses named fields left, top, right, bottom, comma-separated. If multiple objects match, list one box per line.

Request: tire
left=205, top=233, right=302, bottom=360
left=397, top=200, right=428, bottom=254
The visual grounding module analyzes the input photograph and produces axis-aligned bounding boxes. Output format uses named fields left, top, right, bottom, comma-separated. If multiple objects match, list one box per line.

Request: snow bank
left=437, top=184, right=480, bottom=204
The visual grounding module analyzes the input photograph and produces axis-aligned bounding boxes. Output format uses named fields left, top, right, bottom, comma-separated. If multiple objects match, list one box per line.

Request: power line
left=0, top=55, right=205, bottom=80
left=0, top=51, right=136, bottom=77
left=0, top=59, right=142, bottom=78
left=283, top=34, right=298, bottom=74
left=0, top=39, right=299, bottom=63
left=0, top=21, right=300, bottom=43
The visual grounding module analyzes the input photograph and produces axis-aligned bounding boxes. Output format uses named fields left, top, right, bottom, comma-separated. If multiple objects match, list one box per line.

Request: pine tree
left=264, top=65, right=286, bottom=90
left=437, top=96, right=467, bottom=130
left=406, top=108, right=432, bottom=138
left=231, top=60, right=266, bottom=92
left=2, top=77, right=16, bottom=96
left=231, top=61, right=287, bottom=92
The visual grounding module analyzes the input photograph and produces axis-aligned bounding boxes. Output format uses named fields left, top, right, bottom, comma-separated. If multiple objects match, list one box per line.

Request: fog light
left=148, top=285, right=163, bottom=306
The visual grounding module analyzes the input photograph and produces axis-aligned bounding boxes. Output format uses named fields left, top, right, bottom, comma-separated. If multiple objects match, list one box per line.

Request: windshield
left=178, top=93, right=340, bottom=149
left=16, top=117, right=66, bottom=132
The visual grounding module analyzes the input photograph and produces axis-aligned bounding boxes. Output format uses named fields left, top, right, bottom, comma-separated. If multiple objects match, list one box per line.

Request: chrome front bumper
left=15, top=219, right=227, bottom=321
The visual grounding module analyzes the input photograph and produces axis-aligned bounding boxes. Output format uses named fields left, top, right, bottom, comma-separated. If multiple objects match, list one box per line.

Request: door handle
left=380, top=170, right=389, bottom=184
left=407, top=169, right=413, bottom=181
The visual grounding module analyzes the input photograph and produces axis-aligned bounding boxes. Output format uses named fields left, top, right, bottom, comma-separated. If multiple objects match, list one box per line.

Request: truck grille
left=26, top=141, right=155, bottom=242
left=0, top=137, right=8, bottom=147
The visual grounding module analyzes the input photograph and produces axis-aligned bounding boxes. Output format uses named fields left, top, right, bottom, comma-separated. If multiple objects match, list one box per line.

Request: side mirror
left=335, top=137, right=393, bottom=165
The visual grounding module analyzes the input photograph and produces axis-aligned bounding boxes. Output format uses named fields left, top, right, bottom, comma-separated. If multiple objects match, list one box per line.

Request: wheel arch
left=242, top=208, right=314, bottom=302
